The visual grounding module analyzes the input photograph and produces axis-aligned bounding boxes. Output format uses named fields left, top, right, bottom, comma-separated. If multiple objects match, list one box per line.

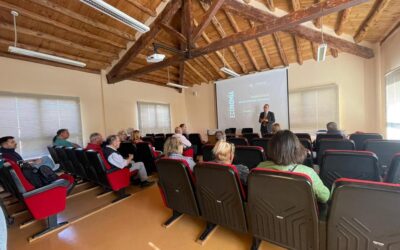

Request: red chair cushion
left=106, top=168, right=131, bottom=191
left=183, top=148, right=194, bottom=158
left=24, top=186, right=67, bottom=219
left=58, top=174, right=74, bottom=185
left=4, top=159, right=35, bottom=192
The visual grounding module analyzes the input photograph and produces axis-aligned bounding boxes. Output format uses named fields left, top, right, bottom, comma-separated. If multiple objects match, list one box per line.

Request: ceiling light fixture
left=8, top=11, right=86, bottom=67
left=80, top=0, right=150, bottom=33
left=220, top=48, right=240, bottom=77
left=317, top=16, right=327, bottom=62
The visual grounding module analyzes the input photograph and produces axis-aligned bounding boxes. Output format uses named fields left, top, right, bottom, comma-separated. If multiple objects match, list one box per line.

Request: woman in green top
left=257, top=130, right=330, bottom=203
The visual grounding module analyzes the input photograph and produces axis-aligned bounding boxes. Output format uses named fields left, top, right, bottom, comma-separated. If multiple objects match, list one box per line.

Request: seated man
left=53, top=129, right=80, bottom=147
left=326, top=122, right=344, bottom=136
left=173, top=127, right=192, bottom=148
left=103, top=135, right=153, bottom=187
left=0, top=136, right=58, bottom=171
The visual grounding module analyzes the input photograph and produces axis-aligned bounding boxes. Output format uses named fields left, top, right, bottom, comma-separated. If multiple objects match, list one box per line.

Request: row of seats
left=47, top=146, right=133, bottom=200
left=156, top=159, right=400, bottom=249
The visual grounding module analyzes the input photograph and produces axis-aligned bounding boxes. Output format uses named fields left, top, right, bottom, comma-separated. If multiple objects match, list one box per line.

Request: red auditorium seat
left=328, top=178, right=400, bottom=250
left=295, top=133, right=312, bottom=141
left=156, top=158, right=200, bottom=227
left=85, top=150, right=132, bottom=202
left=233, top=146, right=266, bottom=169
left=349, top=133, right=383, bottom=150
left=314, top=134, right=345, bottom=151
left=317, top=139, right=355, bottom=165
left=135, top=142, right=159, bottom=173
left=227, top=137, right=249, bottom=146
left=4, top=159, right=73, bottom=241
left=201, top=144, right=215, bottom=162
left=194, top=162, right=247, bottom=243
left=364, top=139, right=400, bottom=174
left=247, top=168, right=321, bottom=250
left=241, top=133, right=260, bottom=143
left=320, top=150, right=380, bottom=189
left=385, top=153, right=400, bottom=183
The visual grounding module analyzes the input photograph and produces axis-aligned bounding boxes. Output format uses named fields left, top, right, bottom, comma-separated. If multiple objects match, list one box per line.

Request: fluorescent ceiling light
left=220, top=67, right=240, bottom=77
left=317, top=43, right=328, bottom=62
left=8, top=46, right=86, bottom=67
left=80, top=0, right=150, bottom=33
left=166, top=82, right=189, bottom=89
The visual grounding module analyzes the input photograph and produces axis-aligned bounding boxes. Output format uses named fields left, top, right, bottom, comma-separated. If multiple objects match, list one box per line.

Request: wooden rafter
left=273, top=33, right=289, bottom=66
left=107, top=0, right=182, bottom=82
left=202, top=54, right=226, bottom=78
left=264, top=0, right=275, bottom=11
left=160, top=23, right=187, bottom=45
left=224, top=10, right=260, bottom=71
left=192, top=0, right=226, bottom=42
left=193, top=58, right=216, bottom=79
left=249, top=21, right=272, bottom=68
left=110, top=0, right=374, bottom=83
left=182, top=0, right=193, bottom=53
left=0, top=22, right=117, bottom=60
left=354, top=0, right=391, bottom=43
left=313, top=0, right=322, bottom=28
left=311, top=42, right=318, bottom=61
left=199, top=2, right=248, bottom=73
left=380, top=20, right=400, bottom=45
left=291, top=0, right=301, bottom=11
left=222, top=0, right=374, bottom=59
left=125, top=0, right=157, bottom=17
left=293, top=35, right=303, bottom=65
left=27, top=0, right=135, bottom=40
left=331, top=48, right=339, bottom=57
left=185, top=61, right=209, bottom=83
left=335, top=8, right=352, bottom=35
left=0, top=1, right=125, bottom=49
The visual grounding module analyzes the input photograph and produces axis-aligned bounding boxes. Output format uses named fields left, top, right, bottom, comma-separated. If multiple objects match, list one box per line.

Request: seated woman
left=215, top=130, right=226, bottom=141
left=271, top=123, right=281, bottom=134
left=257, top=130, right=330, bottom=203
left=212, top=140, right=249, bottom=185
left=117, top=129, right=129, bottom=142
left=131, top=130, right=161, bottom=157
left=163, top=137, right=196, bottom=171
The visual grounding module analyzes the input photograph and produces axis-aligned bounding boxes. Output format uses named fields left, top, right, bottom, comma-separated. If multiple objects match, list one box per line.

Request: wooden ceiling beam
left=109, top=0, right=374, bottom=83
left=192, top=0, right=226, bottom=42
left=311, top=42, right=318, bottom=61
left=0, top=38, right=109, bottom=69
left=160, top=23, right=187, bottom=45
left=335, top=8, right=352, bottom=35
left=0, top=22, right=117, bottom=60
left=193, top=58, right=217, bottom=79
left=182, top=0, right=193, bottom=52
left=185, top=61, right=209, bottom=83
left=126, top=0, right=157, bottom=17
left=26, top=0, right=135, bottom=41
left=273, top=33, right=289, bottom=66
left=199, top=2, right=248, bottom=73
left=107, top=0, right=182, bottom=82
left=249, top=21, right=272, bottom=68
left=0, top=1, right=125, bottom=49
left=293, top=35, right=303, bottom=65
left=331, top=48, right=339, bottom=57
left=264, top=0, right=275, bottom=11
left=224, top=10, right=261, bottom=71
left=222, top=0, right=374, bottom=59
left=313, top=0, right=322, bottom=28
left=291, top=0, right=301, bottom=11
left=354, top=0, right=391, bottom=43
left=202, top=54, right=226, bottom=78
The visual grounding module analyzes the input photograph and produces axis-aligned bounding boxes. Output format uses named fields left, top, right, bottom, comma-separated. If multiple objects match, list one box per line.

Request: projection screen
left=216, top=68, right=289, bottom=133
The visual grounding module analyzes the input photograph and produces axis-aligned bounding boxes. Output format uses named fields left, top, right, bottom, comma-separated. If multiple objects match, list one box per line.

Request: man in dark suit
left=259, top=104, right=275, bottom=136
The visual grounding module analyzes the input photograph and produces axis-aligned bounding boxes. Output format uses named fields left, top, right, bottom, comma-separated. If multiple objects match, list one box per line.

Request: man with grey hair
left=173, top=127, right=192, bottom=148
left=326, top=122, right=344, bottom=135
left=103, top=135, right=153, bottom=187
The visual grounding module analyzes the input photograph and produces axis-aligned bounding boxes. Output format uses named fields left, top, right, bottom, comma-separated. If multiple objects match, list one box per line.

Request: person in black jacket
left=259, top=104, right=275, bottom=136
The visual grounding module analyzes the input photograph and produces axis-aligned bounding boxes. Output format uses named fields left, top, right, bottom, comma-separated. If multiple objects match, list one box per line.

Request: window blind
left=386, top=67, right=400, bottom=139
left=289, top=84, right=339, bottom=134
left=137, top=102, right=171, bottom=135
left=0, top=92, right=83, bottom=158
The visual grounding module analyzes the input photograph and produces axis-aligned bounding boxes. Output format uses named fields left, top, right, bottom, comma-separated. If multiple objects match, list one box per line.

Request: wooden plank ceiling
left=0, top=0, right=399, bottom=88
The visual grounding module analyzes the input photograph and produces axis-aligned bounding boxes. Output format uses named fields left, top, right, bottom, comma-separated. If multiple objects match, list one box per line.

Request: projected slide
left=216, top=69, right=289, bottom=133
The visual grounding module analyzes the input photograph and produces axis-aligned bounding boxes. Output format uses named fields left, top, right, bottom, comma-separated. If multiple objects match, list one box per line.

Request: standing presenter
left=259, top=104, right=275, bottom=136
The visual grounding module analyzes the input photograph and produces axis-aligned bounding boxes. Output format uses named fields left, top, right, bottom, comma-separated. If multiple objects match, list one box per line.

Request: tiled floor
left=5, top=183, right=285, bottom=250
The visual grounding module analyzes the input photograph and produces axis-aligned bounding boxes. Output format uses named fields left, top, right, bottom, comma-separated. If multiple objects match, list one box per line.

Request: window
left=386, top=67, right=400, bottom=139
left=289, top=84, right=339, bottom=134
left=137, top=102, right=171, bottom=135
left=0, top=92, right=83, bottom=158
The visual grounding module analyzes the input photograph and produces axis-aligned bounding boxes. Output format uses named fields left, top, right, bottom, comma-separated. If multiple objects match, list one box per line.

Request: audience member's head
left=215, top=130, right=226, bottom=141
left=326, top=122, right=338, bottom=132
left=0, top=136, right=17, bottom=149
left=175, top=127, right=183, bottom=134
left=131, top=130, right=141, bottom=142
left=268, top=130, right=306, bottom=166
left=179, top=123, right=187, bottom=134
left=117, top=129, right=128, bottom=141
left=126, top=127, right=135, bottom=136
left=89, top=133, right=103, bottom=145
left=272, top=123, right=281, bottom=134
left=212, top=140, right=235, bottom=164
left=106, top=135, right=121, bottom=149
left=263, top=104, right=270, bottom=112
left=53, top=129, right=69, bottom=142
left=164, top=136, right=184, bottom=156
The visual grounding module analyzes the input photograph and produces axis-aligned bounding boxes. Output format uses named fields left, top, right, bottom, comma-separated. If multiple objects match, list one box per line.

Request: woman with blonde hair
left=131, top=130, right=143, bottom=144
left=117, top=129, right=128, bottom=142
left=271, top=123, right=281, bottom=134
left=212, top=140, right=249, bottom=185
left=164, top=136, right=196, bottom=170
